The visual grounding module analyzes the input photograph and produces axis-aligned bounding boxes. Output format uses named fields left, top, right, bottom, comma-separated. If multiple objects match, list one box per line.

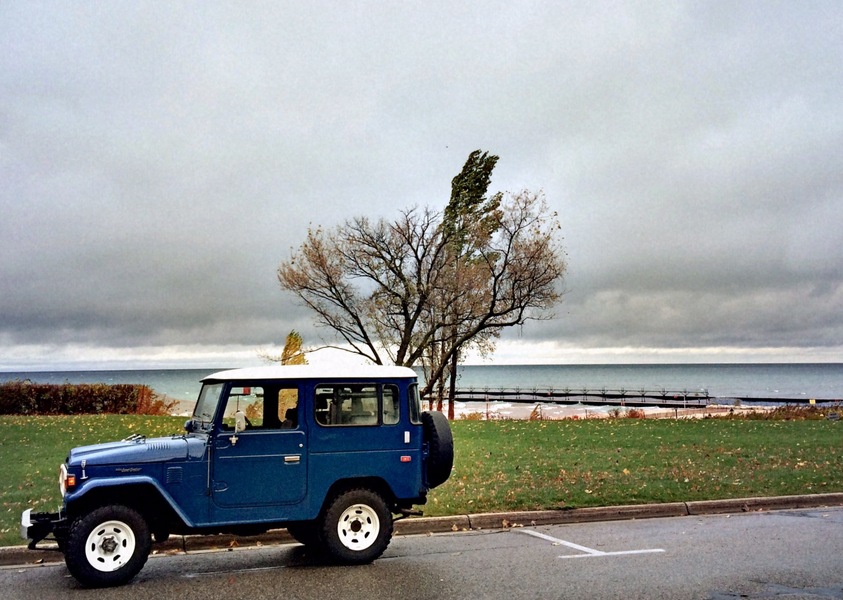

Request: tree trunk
left=447, top=349, right=458, bottom=420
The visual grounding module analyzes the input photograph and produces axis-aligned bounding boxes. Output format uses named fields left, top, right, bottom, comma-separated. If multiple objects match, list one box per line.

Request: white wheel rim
left=337, top=503, right=380, bottom=551
left=84, top=519, right=136, bottom=572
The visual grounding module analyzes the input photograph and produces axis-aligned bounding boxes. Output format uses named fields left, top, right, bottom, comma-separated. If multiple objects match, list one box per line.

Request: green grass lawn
left=1, top=415, right=186, bottom=546
left=2, top=415, right=842, bottom=547
left=425, top=418, right=843, bottom=515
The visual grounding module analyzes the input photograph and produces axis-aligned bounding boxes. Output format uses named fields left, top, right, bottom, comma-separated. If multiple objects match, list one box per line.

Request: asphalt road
left=3, top=507, right=842, bottom=600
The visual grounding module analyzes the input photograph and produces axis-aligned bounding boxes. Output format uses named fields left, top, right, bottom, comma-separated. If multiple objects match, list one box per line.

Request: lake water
left=2, top=363, right=841, bottom=403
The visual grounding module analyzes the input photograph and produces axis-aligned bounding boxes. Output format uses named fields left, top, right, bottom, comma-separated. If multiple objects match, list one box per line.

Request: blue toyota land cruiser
left=21, top=365, right=453, bottom=587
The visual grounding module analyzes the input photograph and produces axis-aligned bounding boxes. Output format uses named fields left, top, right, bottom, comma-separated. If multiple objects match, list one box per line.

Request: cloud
left=1, top=2, right=842, bottom=368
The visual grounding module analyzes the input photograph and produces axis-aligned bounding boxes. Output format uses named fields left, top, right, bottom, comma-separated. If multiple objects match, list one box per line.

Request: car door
left=211, top=384, right=307, bottom=508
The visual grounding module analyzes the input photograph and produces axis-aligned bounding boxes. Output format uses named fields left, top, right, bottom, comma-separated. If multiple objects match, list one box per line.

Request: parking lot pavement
left=5, top=492, right=843, bottom=568
left=4, top=507, right=843, bottom=600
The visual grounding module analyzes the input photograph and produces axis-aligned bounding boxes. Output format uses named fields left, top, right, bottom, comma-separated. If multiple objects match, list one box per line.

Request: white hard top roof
left=201, top=365, right=418, bottom=382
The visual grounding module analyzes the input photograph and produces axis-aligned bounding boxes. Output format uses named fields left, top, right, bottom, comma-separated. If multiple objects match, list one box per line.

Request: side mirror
left=234, top=410, right=247, bottom=433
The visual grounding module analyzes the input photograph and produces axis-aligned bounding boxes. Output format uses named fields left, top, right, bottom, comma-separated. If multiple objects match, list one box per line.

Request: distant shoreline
left=6, top=363, right=842, bottom=413
left=164, top=393, right=771, bottom=421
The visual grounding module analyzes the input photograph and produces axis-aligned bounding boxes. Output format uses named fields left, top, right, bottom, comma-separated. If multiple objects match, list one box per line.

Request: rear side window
left=315, top=383, right=400, bottom=426
left=409, top=383, right=422, bottom=424
left=382, top=384, right=399, bottom=424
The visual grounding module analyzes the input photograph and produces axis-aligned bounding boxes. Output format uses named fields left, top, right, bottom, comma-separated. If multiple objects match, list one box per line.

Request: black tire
left=153, top=530, right=170, bottom=544
left=319, top=489, right=393, bottom=564
left=422, top=410, right=454, bottom=488
left=286, top=521, right=323, bottom=549
left=64, top=505, right=151, bottom=588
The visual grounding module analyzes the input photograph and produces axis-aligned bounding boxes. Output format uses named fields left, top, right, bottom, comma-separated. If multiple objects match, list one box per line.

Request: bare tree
left=279, top=207, right=451, bottom=367
left=278, top=154, right=566, bottom=407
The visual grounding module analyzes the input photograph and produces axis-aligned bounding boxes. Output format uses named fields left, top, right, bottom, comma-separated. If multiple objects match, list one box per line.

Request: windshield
left=192, top=383, right=225, bottom=430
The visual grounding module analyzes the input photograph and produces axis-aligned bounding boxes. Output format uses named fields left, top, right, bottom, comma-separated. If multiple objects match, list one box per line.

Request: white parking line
left=518, top=528, right=605, bottom=555
left=183, top=565, right=285, bottom=578
left=517, top=528, right=665, bottom=559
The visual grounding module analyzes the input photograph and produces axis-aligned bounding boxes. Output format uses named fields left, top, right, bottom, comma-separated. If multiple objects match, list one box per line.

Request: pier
left=439, top=387, right=835, bottom=408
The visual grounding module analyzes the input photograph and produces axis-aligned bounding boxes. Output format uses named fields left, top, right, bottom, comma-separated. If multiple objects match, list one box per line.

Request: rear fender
left=320, top=477, right=397, bottom=514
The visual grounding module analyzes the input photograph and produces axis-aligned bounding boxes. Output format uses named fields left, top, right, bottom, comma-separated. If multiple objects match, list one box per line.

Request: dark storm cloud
left=1, top=1, right=842, bottom=367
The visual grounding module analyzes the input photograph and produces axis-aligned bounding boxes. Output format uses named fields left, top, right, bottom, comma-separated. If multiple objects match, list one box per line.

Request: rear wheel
left=320, top=489, right=393, bottom=564
left=65, top=505, right=151, bottom=588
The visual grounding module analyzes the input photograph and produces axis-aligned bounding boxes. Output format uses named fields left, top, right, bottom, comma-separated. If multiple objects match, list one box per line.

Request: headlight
left=59, top=464, right=76, bottom=496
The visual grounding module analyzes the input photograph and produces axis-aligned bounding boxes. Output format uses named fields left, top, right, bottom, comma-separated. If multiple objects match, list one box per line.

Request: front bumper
left=21, top=508, right=66, bottom=550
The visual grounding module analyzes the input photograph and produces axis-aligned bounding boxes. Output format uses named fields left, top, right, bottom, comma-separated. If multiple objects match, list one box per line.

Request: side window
left=314, top=384, right=387, bottom=426
left=409, top=383, right=422, bottom=424
left=382, top=384, right=399, bottom=425
left=278, top=386, right=299, bottom=428
left=222, top=386, right=264, bottom=429
left=221, top=385, right=299, bottom=430
left=314, top=387, right=333, bottom=426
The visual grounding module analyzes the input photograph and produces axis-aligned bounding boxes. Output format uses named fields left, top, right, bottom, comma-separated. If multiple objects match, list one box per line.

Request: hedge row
left=0, top=381, right=176, bottom=415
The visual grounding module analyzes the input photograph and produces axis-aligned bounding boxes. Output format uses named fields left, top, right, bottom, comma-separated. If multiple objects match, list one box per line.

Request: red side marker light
left=400, top=456, right=412, bottom=463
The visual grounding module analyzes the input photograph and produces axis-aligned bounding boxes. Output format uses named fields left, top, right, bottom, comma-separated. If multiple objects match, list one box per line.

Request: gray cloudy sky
left=2, top=1, right=842, bottom=370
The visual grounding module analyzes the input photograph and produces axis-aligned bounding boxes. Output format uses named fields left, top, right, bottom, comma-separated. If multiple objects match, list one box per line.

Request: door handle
left=284, top=455, right=301, bottom=464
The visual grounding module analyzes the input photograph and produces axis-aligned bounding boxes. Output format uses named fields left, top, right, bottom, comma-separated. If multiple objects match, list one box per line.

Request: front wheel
left=65, top=505, right=151, bottom=588
left=320, top=489, right=393, bottom=564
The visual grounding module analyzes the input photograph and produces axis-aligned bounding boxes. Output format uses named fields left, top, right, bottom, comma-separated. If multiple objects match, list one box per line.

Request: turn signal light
left=59, top=464, right=77, bottom=496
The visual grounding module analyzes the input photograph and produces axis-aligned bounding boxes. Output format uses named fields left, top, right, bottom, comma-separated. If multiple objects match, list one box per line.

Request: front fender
left=64, top=475, right=197, bottom=528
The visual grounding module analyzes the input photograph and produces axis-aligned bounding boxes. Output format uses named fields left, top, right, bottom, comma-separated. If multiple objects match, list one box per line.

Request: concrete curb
left=684, top=492, right=843, bottom=515
left=5, top=492, right=843, bottom=568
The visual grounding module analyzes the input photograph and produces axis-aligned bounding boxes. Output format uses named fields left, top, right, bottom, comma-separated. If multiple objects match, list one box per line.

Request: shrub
left=737, top=403, right=841, bottom=421
left=718, top=403, right=843, bottom=421
left=0, top=381, right=176, bottom=416
left=458, top=411, right=483, bottom=420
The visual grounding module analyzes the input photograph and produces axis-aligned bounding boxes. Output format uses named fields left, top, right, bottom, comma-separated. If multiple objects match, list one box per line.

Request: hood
left=67, top=435, right=206, bottom=467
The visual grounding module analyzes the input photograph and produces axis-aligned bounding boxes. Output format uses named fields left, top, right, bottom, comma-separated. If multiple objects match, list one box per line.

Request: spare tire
left=421, top=410, right=454, bottom=488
